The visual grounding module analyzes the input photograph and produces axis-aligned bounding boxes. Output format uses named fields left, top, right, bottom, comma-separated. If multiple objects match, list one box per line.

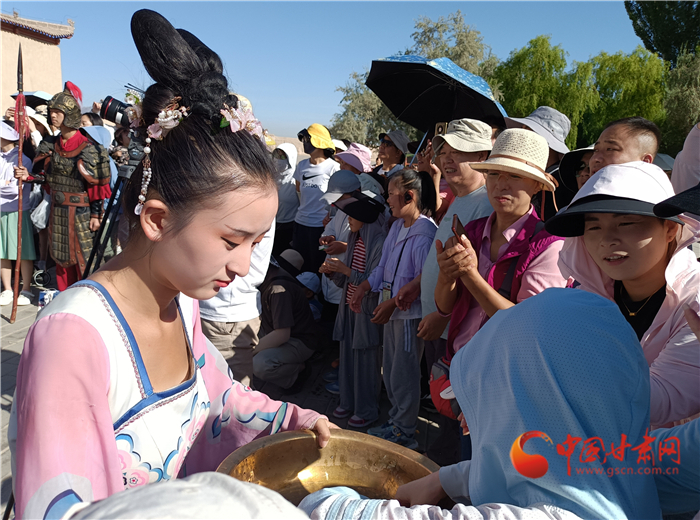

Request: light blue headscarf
left=451, top=288, right=661, bottom=518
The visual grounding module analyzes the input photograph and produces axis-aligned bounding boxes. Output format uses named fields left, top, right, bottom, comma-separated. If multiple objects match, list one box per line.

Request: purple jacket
left=367, top=214, right=437, bottom=320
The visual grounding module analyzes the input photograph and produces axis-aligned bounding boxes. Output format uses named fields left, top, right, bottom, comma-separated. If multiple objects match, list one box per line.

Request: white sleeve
left=308, top=495, right=581, bottom=520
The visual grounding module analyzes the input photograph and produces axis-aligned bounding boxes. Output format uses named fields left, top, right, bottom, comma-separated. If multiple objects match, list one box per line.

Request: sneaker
left=367, top=420, right=394, bottom=437
left=332, top=406, right=351, bottom=419
left=0, top=290, right=13, bottom=306
left=18, top=291, right=33, bottom=306
left=325, top=381, right=340, bottom=395
left=322, top=369, right=339, bottom=382
left=382, top=426, right=418, bottom=450
left=348, top=415, right=376, bottom=429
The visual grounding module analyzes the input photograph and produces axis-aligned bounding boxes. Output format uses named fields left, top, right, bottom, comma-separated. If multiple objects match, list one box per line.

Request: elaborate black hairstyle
left=124, top=9, right=276, bottom=233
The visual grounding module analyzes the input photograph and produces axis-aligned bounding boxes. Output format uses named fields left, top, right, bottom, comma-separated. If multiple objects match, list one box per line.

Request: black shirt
left=614, top=280, right=667, bottom=341
left=259, top=265, right=320, bottom=351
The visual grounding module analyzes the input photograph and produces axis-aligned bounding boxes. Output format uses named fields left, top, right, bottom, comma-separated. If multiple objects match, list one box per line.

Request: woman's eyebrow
left=223, top=225, right=272, bottom=238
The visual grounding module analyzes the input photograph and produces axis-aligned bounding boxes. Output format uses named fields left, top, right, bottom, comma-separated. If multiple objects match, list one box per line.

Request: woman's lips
left=215, top=280, right=231, bottom=288
left=603, top=254, right=628, bottom=266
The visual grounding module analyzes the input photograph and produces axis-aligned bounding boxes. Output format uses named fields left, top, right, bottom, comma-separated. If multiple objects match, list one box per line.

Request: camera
left=100, top=96, right=132, bottom=128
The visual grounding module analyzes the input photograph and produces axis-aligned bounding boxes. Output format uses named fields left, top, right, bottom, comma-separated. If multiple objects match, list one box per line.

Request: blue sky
left=4, top=2, right=645, bottom=137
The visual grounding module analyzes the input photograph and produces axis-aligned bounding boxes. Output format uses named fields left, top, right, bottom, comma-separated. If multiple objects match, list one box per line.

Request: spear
left=10, top=44, right=30, bottom=324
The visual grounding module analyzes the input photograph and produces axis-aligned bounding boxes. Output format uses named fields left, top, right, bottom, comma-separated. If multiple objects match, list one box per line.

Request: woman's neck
left=403, top=209, right=420, bottom=227
left=621, top=254, right=668, bottom=301
left=382, top=159, right=398, bottom=171
left=492, top=206, right=529, bottom=236
left=309, top=150, right=326, bottom=165
left=1, top=142, right=15, bottom=153
left=93, top=242, right=179, bottom=320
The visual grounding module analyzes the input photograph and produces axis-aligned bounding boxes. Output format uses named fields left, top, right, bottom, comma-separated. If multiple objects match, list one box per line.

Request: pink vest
left=446, top=211, right=563, bottom=359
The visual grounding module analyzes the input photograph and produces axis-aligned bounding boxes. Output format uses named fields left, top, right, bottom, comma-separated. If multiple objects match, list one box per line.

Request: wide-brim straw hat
left=25, top=106, right=52, bottom=135
left=471, top=128, right=556, bottom=191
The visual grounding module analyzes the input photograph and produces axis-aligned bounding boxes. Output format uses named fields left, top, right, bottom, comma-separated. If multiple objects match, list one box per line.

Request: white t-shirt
left=320, top=210, right=351, bottom=304
left=293, top=158, right=340, bottom=227
left=199, top=221, right=276, bottom=323
left=420, top=186, right=493, bottom=339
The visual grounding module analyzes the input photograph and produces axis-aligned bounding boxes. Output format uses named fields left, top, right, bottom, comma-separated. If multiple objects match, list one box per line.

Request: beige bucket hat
left=471, top=128, right=556, bottom=191
left=432, top=118, right=493, bottom=154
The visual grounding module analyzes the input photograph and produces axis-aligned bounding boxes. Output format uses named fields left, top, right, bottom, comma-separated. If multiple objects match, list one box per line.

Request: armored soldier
left=15, top=82, right=111, bottom=289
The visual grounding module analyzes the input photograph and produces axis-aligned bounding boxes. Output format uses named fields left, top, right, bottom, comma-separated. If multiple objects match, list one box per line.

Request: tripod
left=82, top=131, right=145, bottom=278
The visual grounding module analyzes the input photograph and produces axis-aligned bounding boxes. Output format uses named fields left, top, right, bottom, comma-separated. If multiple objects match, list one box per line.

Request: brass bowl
left=216, top=429, right=440, bottom=505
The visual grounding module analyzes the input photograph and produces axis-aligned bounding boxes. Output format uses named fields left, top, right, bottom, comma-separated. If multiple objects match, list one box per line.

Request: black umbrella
left=366, top=55, right=507, bottom=132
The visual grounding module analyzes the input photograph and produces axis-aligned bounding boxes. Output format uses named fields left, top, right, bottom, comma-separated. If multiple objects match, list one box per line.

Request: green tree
left=329, top=72, right=417, bottom=145
left=493, top=36, right=598, bottom=148
left=624, top=1, right=700, bottom=66
left=578, top=46, right=667, bottom=147
left=330, top=11, right=498, bottom=145
left=662, top=47, right=700, bottom=154
left=407, top=11, right=501, bottom=97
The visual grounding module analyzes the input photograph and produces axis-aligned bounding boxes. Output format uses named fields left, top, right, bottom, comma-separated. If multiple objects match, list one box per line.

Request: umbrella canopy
left=11, top=90, right=52, bottom=109
left=366, top=55, right=507, bottom=132
left=653, top=153, right=675, bottom=173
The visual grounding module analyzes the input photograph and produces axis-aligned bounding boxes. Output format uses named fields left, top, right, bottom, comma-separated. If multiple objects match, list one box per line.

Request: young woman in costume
left=9, top=10, right=333, bottom=519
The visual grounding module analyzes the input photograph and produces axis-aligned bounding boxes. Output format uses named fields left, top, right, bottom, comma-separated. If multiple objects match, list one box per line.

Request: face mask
left=275, top=159, right=289, bottom=173
left=303, top=141, right=316, bottom=155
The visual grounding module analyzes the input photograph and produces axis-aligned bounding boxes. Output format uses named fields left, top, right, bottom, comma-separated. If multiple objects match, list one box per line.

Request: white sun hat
left=471, top=128, right=555, bottom=191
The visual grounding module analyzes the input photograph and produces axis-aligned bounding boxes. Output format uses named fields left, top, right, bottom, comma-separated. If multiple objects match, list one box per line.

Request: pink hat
left=336, top=143, right=372, bottom=173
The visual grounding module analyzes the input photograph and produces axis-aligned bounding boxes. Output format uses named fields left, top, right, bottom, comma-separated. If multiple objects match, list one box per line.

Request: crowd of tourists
left=1, top=8, right=699, bottom=520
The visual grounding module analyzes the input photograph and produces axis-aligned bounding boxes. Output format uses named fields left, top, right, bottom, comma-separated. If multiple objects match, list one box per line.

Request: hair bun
left=131, top=9, right=231, bottom=119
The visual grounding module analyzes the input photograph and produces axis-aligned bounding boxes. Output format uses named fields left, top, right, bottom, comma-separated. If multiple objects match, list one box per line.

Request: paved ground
left=0, top=276, right=449, bottom=515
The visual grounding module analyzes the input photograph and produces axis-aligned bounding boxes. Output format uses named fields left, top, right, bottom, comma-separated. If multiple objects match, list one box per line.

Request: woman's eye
left=585, top=225, right=601, bottom=231
left=223, top=238, right=238, bottom=250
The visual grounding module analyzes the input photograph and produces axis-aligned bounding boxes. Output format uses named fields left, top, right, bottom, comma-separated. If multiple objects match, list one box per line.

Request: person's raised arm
left=434, top=237, right=472, bottom=316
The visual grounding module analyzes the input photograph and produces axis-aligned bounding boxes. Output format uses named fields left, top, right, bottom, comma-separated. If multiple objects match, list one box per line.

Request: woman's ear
left=140, top=199, right=171, bottom=242
left=664, top=220, right=680, bottom=243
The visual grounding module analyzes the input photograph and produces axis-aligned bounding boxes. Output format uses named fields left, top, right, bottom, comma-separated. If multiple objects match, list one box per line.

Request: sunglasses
left=297, top=129, right=311, bottom=143
left=574, top=161, right=591, bottom=178
left=378, top=139, right=395, bottom=147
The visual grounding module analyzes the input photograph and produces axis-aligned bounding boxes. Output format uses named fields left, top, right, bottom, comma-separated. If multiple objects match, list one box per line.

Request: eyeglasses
left=378, top=139, right=395, bottom=147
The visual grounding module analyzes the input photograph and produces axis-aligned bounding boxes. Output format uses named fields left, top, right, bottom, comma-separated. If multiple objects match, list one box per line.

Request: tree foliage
left=330, top=11, right=497, bottom=145
left=578, top=47, right=667, bottom=147
left=662, top=47, right=700, bottom=154
left=493, top=36, right=598, bottom=148
left=624, top=1, right=700, bottom=66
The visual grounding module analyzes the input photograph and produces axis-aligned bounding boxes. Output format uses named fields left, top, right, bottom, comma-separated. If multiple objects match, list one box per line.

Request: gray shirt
left=419, top=185, right=493, bottom=339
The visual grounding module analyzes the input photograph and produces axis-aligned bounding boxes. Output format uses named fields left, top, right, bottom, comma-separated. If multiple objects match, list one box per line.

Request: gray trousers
left=383, top=318, right=424, bottom=435
left=201, top=317, right=261, bottom=387
left=338, top=312, right=382, bottom=420
left=252, top=337, right=315, bottom=389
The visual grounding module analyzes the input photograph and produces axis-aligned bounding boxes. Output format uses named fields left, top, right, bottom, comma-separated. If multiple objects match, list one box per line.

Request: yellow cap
left=307, top=123, right=335, bottom=151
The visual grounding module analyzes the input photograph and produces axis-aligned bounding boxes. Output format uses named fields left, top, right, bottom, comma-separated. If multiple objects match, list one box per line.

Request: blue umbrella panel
left=366, top=55, right=507, bottom=132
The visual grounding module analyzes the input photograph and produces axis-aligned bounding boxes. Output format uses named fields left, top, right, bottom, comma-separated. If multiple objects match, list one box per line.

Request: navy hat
left=654, top=183, right=700, bottom=217
left=333, top=191, right=385, bottom=223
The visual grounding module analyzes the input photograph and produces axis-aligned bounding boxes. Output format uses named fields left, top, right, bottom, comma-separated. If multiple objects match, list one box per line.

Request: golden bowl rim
left=216, top=428, right=441, bottom=476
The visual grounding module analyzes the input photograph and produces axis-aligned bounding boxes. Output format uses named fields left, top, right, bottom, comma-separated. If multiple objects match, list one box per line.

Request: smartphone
left=452, top=214, right=466, bottom=241
left=434, top=122, right=448, bottom=137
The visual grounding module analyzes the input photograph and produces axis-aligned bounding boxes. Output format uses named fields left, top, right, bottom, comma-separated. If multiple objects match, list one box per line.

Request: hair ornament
left=220, top=103, right=263, bottom=140
left=124, top=88, right=144, bottom=128
left=147, top=96, right=189, bottom=140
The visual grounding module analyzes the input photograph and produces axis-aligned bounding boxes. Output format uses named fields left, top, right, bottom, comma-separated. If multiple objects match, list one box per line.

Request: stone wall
left=1, top=31, right=62, bottom=112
